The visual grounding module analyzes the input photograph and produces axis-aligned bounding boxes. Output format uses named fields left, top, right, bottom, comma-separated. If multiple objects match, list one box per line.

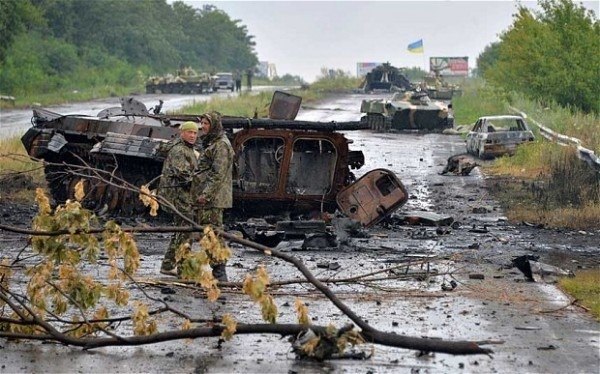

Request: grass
left=559, top=269, right=600, bottom=320
left=452, top=79, right=510, bottom=127
left=175, top=75, right=359, bottom=117
left=0, top=84, right=144, bottom=109
left=0, top=137, right=45, bottom=203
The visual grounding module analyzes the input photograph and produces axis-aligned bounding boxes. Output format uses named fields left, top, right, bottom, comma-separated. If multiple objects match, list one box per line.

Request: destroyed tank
left=360, top=91, right=454, bottom=131
left=21, top=92, right=408, bottom=223
left=145, top=67, right=215, bottom=94
left=359, top=63, right=413, bottom=92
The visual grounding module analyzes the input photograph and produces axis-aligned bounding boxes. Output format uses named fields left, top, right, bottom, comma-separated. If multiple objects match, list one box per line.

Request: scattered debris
left=302, top=232, right=338, bottom=250
left=515, top=326, right=542, bottom=331
left=512, top=255, right=575, bottom=282
left=537, top=345, right=558, bottom=350
left=468, top=225, right=489, bottom=233
left=440, top=154, right=479, bottom=176
left=317, top=261, right=341, bottom=271
left=468, top=274, right=485, bottom=280
left=441, top=280, right=458, bottom=291
left=391, top=211, right=454, bottom=227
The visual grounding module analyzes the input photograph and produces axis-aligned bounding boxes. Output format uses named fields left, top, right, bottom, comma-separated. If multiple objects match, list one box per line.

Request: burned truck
left=21, top=93, right=408, bottom=225
left=360, top=91, right=454, bottom=131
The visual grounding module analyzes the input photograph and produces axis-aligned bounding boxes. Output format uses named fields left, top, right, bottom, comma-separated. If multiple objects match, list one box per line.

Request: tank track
left=44, top=146, right=162, bottom=217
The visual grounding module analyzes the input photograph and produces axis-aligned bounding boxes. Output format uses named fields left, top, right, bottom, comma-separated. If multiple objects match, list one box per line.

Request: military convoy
left=145, top=67, right=216, bottom=94
left=21, top=93, right=408, bottom=224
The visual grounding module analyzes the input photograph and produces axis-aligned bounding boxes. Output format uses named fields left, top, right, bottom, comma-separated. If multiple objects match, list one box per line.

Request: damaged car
left=466, top=115, right=535, bottom=159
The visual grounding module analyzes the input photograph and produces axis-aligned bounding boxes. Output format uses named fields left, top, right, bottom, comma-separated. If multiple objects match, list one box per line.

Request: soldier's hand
left=197, top=195, right=207, bottom=205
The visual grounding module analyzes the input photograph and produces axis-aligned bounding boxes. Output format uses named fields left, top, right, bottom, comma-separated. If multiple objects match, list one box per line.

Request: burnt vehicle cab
left=232, top=128, right=364, bottom=216
left=466, top=115, right=535, bottom=159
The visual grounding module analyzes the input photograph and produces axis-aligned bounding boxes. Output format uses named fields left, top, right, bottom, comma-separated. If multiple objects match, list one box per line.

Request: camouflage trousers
left=194, top=207, right=225, bottom=266
left=161, top=208, right=193, bottom=271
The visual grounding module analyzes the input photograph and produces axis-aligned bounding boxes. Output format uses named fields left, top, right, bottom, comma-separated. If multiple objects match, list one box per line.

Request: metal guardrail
left=509, top=106, right=600, bottom=173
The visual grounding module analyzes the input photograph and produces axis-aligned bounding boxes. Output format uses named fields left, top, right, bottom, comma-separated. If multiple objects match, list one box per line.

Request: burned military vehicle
left=359, top=63, right=413, bottom=92
left=145, top=67, right=215, bottom=94
left=21, top=92, right=408, bottom=223
left=360, top=91, right=454, bottom=131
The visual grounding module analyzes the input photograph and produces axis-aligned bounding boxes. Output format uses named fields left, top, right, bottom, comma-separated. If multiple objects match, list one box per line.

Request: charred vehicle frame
left=21, top=93, right=408, bottom=222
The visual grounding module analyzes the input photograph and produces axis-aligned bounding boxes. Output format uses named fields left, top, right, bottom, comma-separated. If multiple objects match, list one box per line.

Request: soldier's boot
left=212, top=263, right=228, bottom=282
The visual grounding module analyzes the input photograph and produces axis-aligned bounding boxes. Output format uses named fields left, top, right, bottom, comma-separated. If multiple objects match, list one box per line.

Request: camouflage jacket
left=194, top=133, right=233, bottom=209
left=158, top=139, right=198, bottom=210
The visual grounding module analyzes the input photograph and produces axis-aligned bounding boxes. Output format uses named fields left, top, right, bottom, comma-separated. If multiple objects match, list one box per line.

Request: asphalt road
left=1, top=92, right=599, bottom=373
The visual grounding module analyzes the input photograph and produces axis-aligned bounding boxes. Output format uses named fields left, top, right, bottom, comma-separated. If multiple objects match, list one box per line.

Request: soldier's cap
left=180, top=121, right=199, bottom=132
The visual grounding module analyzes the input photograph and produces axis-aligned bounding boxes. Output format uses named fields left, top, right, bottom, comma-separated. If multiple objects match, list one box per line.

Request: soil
left=0, top=92, right=598, bottom=373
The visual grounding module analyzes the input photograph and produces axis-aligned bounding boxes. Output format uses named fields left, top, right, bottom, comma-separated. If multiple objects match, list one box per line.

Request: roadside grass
left=0, top=84, right=144, bottom=109
left=559, top=269, right=600, bottom=320
left=175, top=75, right=359, bottom=117
left=308, top=75, right=362, bottom=93
left=0, top=137, right=45, bottom=202
left=509, top=92, right=600, bottom=153
left=452, top=79, right=510, bottom=127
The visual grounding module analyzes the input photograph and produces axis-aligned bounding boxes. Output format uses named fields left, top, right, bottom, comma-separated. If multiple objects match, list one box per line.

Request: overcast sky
left=180, top=1, right=598, bottom=82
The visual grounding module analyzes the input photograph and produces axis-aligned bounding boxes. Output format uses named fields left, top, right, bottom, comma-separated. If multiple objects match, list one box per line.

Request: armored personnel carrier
left=21, top=93, right=408, bottom=223
left=422, top=69, right=462, bottom=100
left=359, top=63, right=413, bottom=92
left=145, top=67, right=215, bottom=94
left=360, top=91, right=454, bottom=131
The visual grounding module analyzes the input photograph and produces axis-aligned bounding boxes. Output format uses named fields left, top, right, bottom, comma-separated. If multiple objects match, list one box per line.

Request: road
left=0, top=92, right=599, bottom=373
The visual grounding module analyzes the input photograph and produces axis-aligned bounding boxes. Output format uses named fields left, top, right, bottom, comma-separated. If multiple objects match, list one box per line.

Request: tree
left=476, top=42, right=501, bottom=78
left=484, top=0, right=599, bottom=113
left=0, top=0, right=43, bottom=63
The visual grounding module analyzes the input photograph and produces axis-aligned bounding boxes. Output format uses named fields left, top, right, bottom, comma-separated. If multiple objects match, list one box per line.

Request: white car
left=213, top=72, right=235, bottom=92
left=466, top=115, right=535, bottom=159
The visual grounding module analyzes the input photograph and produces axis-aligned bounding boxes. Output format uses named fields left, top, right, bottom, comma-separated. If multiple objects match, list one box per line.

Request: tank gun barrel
left=221, top=117, right=369, bottom=131
left=160, top=115, right=369, bottom=131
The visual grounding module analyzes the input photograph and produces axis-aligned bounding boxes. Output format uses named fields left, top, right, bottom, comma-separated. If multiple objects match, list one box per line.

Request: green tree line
left=476, top=0, right=599, bottom=113
left=0, top=0, right=258, bottom=97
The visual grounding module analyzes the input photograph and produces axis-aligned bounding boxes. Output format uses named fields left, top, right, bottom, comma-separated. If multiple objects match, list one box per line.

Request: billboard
left=356, top=62, right=384, bottom=77
left=429, top=57, right=469, bottom=76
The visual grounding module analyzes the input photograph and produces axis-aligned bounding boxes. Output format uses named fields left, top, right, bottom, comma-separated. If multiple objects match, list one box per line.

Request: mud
left=1, top=93, right=599, bottom=373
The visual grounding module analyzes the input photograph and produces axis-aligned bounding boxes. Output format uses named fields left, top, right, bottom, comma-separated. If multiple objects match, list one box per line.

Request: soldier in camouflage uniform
left=158, top=121, right=199, bottom=276
left=194, top=112, right=234, bottom=281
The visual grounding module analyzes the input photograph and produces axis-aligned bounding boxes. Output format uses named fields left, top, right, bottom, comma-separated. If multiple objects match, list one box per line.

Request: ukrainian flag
left=407, top=39, right=424, bottom=54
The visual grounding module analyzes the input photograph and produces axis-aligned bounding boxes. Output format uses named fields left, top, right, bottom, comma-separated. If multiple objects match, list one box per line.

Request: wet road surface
left=1, top=92, right=599, bottom=373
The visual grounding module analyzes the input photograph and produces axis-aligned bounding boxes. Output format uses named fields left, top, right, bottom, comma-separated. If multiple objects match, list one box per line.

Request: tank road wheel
left=367, top=114, right=385, bottom=132
left=44, top=165, right=71, bottom=206
left=107, top=171, right=151, bottom=216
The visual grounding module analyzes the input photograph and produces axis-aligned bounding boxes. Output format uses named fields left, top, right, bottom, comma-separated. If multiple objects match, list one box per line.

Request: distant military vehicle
left=21, top=93, right=408, bottom=222
left=360, top=91, right=454, bottom=131
left=421, top=68, right=462, bottom=100
left=145, top=67, right=215, bottom=94
left=359, top=63, right=413, bottom=92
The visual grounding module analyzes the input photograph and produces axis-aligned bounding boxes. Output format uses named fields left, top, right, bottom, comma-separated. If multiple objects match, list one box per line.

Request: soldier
left=234, top=70, right=242, bottom=92
left=194, top=112, right=234, bottom=282
left=246, top=68, right=253, bottom=91
left=158, top=121, right=199, bottom=276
